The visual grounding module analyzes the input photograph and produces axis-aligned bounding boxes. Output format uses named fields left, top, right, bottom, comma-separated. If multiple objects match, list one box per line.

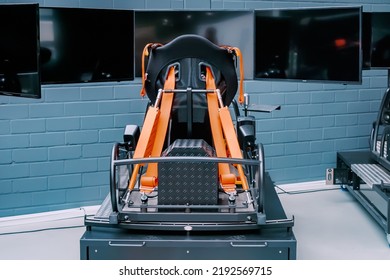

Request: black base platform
left=80, top=173, right=296, bottom=260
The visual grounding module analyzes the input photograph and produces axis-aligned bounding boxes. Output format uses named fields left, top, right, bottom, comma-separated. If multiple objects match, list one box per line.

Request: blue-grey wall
left=0, top=0, right=389, bottom=217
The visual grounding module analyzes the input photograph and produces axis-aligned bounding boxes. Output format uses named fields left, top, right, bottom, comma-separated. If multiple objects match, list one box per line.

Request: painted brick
left=311, top=91, right=335, bottom=103
left=0, top=163, right=29, bottom=180
left=272, top=130, right=298, bottom=143
left=79, top=0, right=113, bottom=8
left=66, top=186, right=101, bottom=203
left=0, top=150, right=12, bottom=164
left=272, top=81, right=298, bottom=92
left=48, top=145, right=82, bottom=160
left=297, top=128, right=323, bottom=141
left=263, top=144, right=285, bottom=157
left=284, top=92, right=310, bottom=105
left=171, top=0, right=184, bottom=8
left=0, top=193, right=32, bottom=210
left=0, top=105, right=28, bottom=120
left=12, top=177, right=47, bottom=193
left=323, top=127, right=347, bottom=140
left=310, top=140, right=335, bottom=152
left=41, top=0, right=80, bottom=9
left=334, top=138, right=360, bottom=151
left=64, top=158, right=98, bottom=173
left=272, top=155, right=297, bottom=169
left=83, top=171, right=109, bottom=186
left=12, top=148, right=48, bottom=163
left=146, top=0, right=171, bottom=8
left=335, top=90, right=359, bottom=102
left=298, top=82, right=323, bottom=92
left=285, top=142, right=310, bottom=155
left=0, top=120, right=10, bottom=135
left=43, top=87, right=81, bottom=102
left=30, top=161, right=64, bottom=177
left=6, top=0, right=43, bottom=4
left=335, top=114, right=358, bottom=126
left=129, top=99, right=150, bottom=113
left=113, top=0, right=145, bottom=9
left=271, top=105, right=298, bottom=118
left=323, top=83, right=347, bottom=91
left=309, top=164, right=331, bottom=179
left=114, top=114, right=138, bottom=128
left=48, top=174, right=82, bottom=189
left=347, top=125, right=371, bottom=137
left=284, top=117, right=310, bottom=130
left=64, top=102, right=99, bottom=116
left=245, top=1, right=273, bottom=9
left=298, top=104, right=323, bottom=116
left=66, top=130, right=99, bottom=145
left=46, top=117, right=80, bottom=132
left=99, top=128, right=123, bottom=143
left=223, top=1, right=245, bottom=8
left=256, top=119, right=284, bottom=132
left=358, top=113, right=377, bottom=125
left=359, top=89, right=383, bottom=101
left=185, top=0, right=210, bottom=9
left=310, top=116, right=335, bottom=128
left=29, top=104, right=64, bottom=118
left=211, top=0, right=223, bottom=9
left=0, top=209, right=16, bottom=218
left=100, top=185, right=110, bottom=198
left=0, top=135, right=29, bottom=149
left=82, top=143, right=112, bottom=158
left=99, top=100, right=132, bottom=114
left=0, top=180, right=12, bottom=194
left=257, top=93, right=285, bottom=106
left=11, top=119, right=45, bottom=134
left=80, top=86, right=114, bottom=101
left=98, top=157, right=111, bottom=171
left=81, top=116, right=114, bottom=129
left=297, top=153, right=322, bottom=166
left=31, top=190, right=66, bottom=206
left=322, top=152, right=336, bottom=164
left=371, top=76, right=388, bottom=88
left=347, top=102, right=371, bottom=113
left=322, top=103, right=348, bottom=115
left=244, top=81, right=272, bottom=93
left=370, top=100, right=382, bottom=112
left=358, top=137, right=370, bottom=149
left=30, top=132, right=65, bottom=147
left=114, top=84, right=143, bottom=100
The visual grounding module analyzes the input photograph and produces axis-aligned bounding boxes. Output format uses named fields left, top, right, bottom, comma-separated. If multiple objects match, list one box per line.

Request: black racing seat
left=142, top=34, right=239, bottom=145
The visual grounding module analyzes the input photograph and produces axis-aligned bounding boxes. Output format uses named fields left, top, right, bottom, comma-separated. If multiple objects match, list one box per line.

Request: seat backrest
left=142, top=34, right=239, bottom=144
left=143, top=34, right=238, bottom=106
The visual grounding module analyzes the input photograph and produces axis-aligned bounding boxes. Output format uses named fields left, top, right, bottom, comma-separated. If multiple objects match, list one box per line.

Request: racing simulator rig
left=80, top=35, right=296, bottom=260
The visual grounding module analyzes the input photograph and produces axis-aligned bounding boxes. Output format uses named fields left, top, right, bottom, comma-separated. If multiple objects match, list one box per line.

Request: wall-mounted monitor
left=135, top=10, right=254, bottom=79
left=0, top=3, right=40, bottom=99
left=39, top=7, right=134, bottom=84
left=255, top=6, right=362, bottom=84
left=369, top=12, right=390, bottom=69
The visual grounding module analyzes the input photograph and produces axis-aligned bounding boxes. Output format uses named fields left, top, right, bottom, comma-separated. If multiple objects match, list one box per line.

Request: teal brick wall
left=0, top=0, right=389, bottom=217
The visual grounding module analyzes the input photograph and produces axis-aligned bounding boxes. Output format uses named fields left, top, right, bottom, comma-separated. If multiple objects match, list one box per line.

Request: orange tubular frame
left=130, top=43, right=248, bottom=195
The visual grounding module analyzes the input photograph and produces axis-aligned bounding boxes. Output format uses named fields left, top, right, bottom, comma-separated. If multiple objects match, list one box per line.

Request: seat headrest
left=143, top=34, right=238, bottom=106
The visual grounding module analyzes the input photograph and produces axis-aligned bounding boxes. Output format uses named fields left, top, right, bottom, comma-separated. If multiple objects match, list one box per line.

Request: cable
left=0, top=224, right=85, bottom=236
left=275, top=185, right=341, bottom=195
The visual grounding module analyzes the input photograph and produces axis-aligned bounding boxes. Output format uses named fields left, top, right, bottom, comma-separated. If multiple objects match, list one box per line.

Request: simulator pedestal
left=80, top=173, right=296, bottom=260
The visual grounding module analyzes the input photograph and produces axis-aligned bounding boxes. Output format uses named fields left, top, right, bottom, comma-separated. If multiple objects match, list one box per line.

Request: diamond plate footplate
left=158, top=139, right=218, bottom=205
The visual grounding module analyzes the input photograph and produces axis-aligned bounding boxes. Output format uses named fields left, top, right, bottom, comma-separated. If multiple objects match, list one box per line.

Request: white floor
left=0, top=181, right=389, bottom=260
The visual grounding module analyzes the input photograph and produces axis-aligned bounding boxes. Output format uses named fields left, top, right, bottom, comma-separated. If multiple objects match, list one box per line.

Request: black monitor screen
left=40, top=7, right=134, bottom=84
left=255, top=6, right=362, bottom=84
left=135, top=10, right=254, bottom=79
left=370, top=12, right=390, bottom=69
left=0, top=3, right=40, bottom=98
